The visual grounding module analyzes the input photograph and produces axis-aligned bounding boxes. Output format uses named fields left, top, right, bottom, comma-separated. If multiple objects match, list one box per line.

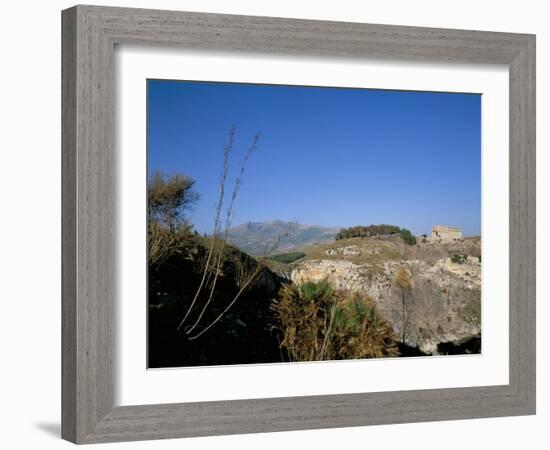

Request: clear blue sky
left=147, top=79, right=481, bottom=236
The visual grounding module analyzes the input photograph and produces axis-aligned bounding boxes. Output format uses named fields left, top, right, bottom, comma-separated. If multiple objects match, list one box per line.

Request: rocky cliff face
left=290, top=237, right=481, bottom=354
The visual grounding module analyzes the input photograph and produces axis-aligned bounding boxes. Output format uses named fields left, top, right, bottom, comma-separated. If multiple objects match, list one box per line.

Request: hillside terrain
left=148, top=234, right=285, bottom=367
left=149, top=214, right=481, bottom=366
left=226, top=220, right=340, bottom=255
left=273, top=235, right=482, bottom=354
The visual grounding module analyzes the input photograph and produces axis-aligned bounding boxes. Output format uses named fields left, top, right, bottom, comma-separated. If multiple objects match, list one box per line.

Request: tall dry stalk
left=188, top=260, right=264, bottom=340
left=186, top=210, right=296, bottom=341
left=187, top=218, right=298, bottom=342
left=185, top=133, right=259, bottom=335
left=176, top=128, right=234, bottom=331
left=318, top=304, right=337, bottom=360
left=177, top=128, right=264, bottom=339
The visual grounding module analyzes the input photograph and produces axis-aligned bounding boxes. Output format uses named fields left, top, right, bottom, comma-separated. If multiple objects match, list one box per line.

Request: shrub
left=266, top=252, right=306, bottom=264
left=330, top=293, right=399, bottom=359
left=399, top=228, right=416, bottom=245
left=148, top=221, right=194, bottom=267
left=451, top=253, right=468, bottom=264
left=147, top=171, right=199, bottom=265
left=148, top=171, right=199, bottom=231
left=271, top=280, right=334, bottom=361
left=271, top=280, right=398, bottom=361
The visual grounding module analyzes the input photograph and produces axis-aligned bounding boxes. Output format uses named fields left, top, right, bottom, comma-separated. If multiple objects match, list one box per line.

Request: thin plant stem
left=177, top=127, right=234, bottom=331
left=187, top=265, right=264, bottom=341
left=319, top=304, right=336, bottom=360
left=186, top=133, right=259, bottom=335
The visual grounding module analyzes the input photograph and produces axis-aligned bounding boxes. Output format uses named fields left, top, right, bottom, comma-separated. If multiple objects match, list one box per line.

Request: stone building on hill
left=432, top=225, right=462, bottom=240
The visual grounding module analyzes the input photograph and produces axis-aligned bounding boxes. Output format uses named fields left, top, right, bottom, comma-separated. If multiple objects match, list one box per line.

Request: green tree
left=336, top=224, right=401, bottom=241
left=399, top=228, right=417, bottom=245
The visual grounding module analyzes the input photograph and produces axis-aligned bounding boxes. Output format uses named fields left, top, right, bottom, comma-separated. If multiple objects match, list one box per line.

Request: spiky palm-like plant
left=330, top=293, right=398, bottom=359
left=271, top=280, right=335, bottom=362
left=272, top=280, right=398, bottom=362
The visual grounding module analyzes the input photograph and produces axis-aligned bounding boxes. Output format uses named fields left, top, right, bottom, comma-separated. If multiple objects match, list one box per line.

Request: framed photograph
left=62, top=5, right=536, bottom=444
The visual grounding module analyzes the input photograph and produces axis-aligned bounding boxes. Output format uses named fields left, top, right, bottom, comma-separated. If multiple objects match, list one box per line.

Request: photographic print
left=147, top=80, right=481, bottom=368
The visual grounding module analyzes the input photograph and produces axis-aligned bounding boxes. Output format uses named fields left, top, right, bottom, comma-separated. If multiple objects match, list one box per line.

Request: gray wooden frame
left=62, top=5, right=536, bottom=444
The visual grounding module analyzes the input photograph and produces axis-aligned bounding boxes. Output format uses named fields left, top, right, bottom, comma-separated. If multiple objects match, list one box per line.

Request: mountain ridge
left=226, top=220, right=340, bottom=255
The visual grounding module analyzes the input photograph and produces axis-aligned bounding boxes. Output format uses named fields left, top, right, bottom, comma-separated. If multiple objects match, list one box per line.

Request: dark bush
left=451, top=253, right=468, bottom=264
left=399, top=228, right=417, bottom=245
left=267, top=252, right=306, bottom=264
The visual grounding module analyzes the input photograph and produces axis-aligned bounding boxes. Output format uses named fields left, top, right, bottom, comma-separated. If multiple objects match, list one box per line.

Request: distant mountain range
left=226, top=220, right=341, bottom=255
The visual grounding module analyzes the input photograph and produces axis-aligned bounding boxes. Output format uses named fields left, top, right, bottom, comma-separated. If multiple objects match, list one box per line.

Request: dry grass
left=148, top=221, right=194, bottom=267
left=297, top=236, right=403, bottom=266
left=294, top=235, right=482, bottom=270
